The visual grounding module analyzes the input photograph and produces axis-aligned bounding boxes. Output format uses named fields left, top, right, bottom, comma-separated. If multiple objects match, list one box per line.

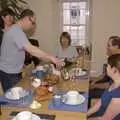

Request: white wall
left=26, top=0, right=59, bottom=53
left=91, top=0, right=120, bottom=74
left=25, top=0, right=120, bottom=74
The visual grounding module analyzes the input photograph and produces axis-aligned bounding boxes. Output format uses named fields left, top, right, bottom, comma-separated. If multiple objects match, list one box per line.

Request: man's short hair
left=19, top=9, right=34, bottom=19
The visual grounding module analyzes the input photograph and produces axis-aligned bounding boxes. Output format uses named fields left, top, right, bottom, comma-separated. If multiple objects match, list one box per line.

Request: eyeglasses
left=29, top=17, right=36, bottom=25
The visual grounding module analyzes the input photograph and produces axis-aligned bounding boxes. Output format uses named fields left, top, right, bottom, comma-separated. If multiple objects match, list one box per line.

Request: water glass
left=52, top=95, right=62, bottom=107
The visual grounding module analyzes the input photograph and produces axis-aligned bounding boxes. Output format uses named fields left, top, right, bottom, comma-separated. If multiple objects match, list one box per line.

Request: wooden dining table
left=0, top=67, right=89, bottom=120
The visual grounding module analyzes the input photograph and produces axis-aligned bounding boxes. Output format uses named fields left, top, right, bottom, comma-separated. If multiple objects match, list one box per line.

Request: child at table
left=87, top=54, right=120, bottom=120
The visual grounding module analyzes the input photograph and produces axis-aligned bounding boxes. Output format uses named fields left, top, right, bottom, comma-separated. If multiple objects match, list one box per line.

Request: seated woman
left=90, top=36, right=120, bottom=92
left=88, top=54, right=120, bottom=120
left=95, top=36, right=120, bottom=84
left=56, top=32, right=78, bottom=60
left=88, top=36, right=120, bottom=108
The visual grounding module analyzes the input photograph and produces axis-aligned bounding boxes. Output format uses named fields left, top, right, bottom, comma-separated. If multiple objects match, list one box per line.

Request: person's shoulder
left=8, top=24, right=24, bottom=35
left=10, top=24, right=21, bottom=31
left=68, top=46, right=77, bottom=52
left=100, top=89, right=110, bottom=99
left=69, top=45, right=76, bottom=49
left=110, top=87, right=120, bottom=97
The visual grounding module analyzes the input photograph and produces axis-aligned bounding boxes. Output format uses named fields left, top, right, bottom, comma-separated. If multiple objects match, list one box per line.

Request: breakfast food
left=34, top=86, right=49, bottom=97
left=34, top=86, right=52, bottom=101
left=43, top=74, right=59, bottom=85
left=30, top=100, right=41, bottom=109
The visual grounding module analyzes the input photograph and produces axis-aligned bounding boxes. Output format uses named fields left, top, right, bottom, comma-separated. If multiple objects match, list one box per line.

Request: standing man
left=0, top=9, right=62, bottom=92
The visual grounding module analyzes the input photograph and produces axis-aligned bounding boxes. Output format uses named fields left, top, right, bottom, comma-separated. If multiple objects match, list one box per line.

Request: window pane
left=71, top=27, right=78, bottom=39
left=63, top=10, right=70, bottom=24
left=79, top=26, right=85, bottom=40
left=71, top=33, right=78, bottom=40
left=78, top=2, right=87, bottom=9
left=71, top=26, right=77, bottom=30
left=63, top=3, right=70, bottom=9
left=70, top=2, right=78, bottom=8
left=71, top=18, right=78, bottom=25
left=62, top=1, right=89, bottom=46
left=70, top=9, right=78, bottom=18
left=79, top=15, right=86, bottom=24
left=70, top=9, right=80, bottom=25
left=63, top=26, right=70, bottom=32
left=76, top=40, right=85, bottom=45
left=78, top=2, right=86, bottom=9
left=80, top=9, right=86, bottom=16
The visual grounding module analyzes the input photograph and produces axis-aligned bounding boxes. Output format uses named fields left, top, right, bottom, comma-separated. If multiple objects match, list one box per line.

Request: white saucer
left=70, top=68, right=87, bottom=77
left=12, top=114, right=41, bottom=120
left=62, top=94, right=85, bottom=105
left=5, top=88, right=28, bottom=100
left=78, top=71, right=87, bottom=76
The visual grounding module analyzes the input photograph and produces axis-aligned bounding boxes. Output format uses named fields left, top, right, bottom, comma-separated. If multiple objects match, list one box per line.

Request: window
left=61, top=0, right=90, bottom=46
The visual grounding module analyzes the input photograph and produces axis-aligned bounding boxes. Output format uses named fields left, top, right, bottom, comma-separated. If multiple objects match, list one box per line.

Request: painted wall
left=25, top=0, right=120, bottom=74
left=91, top=0, right=120, bottom=74
left=26, top=0, right=59, bottom=53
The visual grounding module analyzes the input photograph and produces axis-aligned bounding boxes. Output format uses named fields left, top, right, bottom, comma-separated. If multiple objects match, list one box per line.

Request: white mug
left=66, top=91, right=79, bottom=103
left=11, top=87, right=23, bottom=99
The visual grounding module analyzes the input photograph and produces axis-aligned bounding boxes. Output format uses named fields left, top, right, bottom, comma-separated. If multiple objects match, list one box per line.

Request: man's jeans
left=0, top=70, right=22, bottom=92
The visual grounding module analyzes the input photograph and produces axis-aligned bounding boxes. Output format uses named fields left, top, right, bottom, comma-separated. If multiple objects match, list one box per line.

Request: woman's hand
left=87, top=99, right=101, bottom=117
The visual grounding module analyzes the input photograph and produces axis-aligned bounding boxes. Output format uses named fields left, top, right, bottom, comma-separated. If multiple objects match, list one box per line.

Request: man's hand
left=51, top=57, right=65, bottom=69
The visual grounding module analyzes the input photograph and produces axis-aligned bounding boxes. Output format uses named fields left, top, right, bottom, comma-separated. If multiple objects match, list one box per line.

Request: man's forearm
left=26, top=45, right=54, bottom=62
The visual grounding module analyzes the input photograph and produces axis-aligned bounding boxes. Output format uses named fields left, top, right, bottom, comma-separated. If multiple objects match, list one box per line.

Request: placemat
left=48, top=92, right=88, bottom=112
left=0, top=91, right=33, bottom=107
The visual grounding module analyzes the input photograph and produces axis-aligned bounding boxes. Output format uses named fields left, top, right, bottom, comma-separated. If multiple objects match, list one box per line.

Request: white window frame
left=58, top=0, right=91, bottom=47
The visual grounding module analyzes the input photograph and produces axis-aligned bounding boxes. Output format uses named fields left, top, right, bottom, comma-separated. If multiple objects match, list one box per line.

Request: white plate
left=5, top=88, right=28, bottom=100
left=12, top=114, right=41, bottom=120
left=77, top=71, right=87, bottom=76
left=70, top=68, right=87, bottom=77
left=62, top=94, right=85, bottom=105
